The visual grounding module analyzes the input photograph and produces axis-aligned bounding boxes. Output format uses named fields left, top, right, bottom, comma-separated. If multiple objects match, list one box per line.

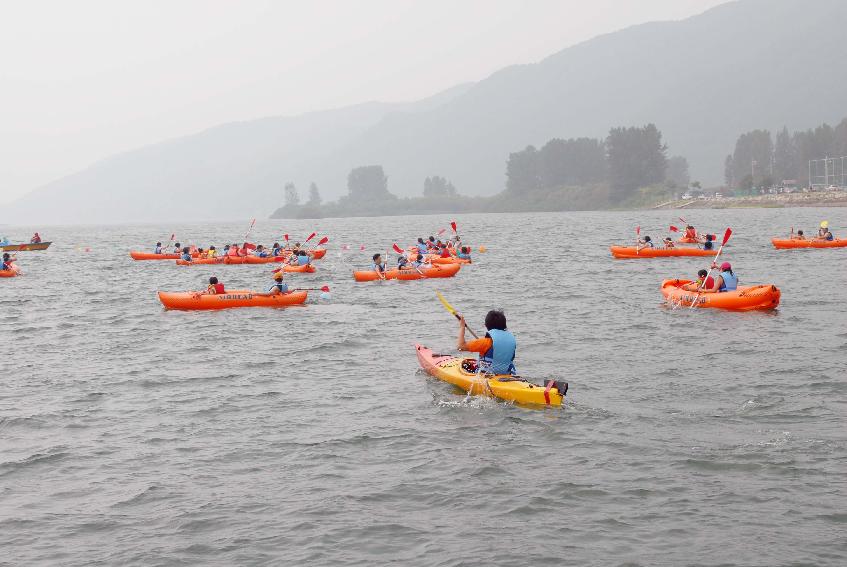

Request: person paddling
left=154, top=241, right=163, bottom=254
left=202, top=276, right=225, bottom=295
left=456, top=246, right=472, bottom=261
left=636, top=235, right=653, bottom=251
left=816, top=227, right=834, bottom=241
left=684, top=225, right=697, bottom=240
left=258, top=271, right=289, bottom=296
left=791, top=230, right=806, bottom=240
left=1, top=253, right=16, bottom=271
left=702, top=233, right=716, bottom=251
left=372, top=253, right=386, bottom=274
left=682, top=269, right=714, bottom=291
left=704, top=262, right=737, bottom=293
left=271, top=242, right=282, bottom=257
left=415, top=238, right=428, bottom=255
left=180, top=247, right=192, bottom=262
left=30, top=232, right=42, bottom=244
left=457, top=310, right=517, bottom=376
left=663, top=237, right=675, bottom=249
left=173, top=242, right=182, bottom=254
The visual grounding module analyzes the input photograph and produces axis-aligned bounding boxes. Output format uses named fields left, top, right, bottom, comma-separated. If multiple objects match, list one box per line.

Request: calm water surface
left=2, top=209, right=846, bottom=566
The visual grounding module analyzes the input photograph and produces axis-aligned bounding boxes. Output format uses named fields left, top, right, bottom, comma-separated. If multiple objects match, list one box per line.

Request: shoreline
left=650, top=191, right=847, bottom=210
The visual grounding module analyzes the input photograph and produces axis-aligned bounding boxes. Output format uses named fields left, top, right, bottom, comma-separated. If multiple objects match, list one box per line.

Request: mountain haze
left=8, top=0, right=847, bottom=224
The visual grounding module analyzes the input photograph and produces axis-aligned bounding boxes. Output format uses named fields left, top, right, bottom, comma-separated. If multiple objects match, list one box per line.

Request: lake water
left=2, top=208, right=846, bottom=566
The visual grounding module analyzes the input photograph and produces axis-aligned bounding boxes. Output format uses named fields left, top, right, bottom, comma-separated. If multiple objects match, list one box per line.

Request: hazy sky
left=0, top=0, right=728, bottom=204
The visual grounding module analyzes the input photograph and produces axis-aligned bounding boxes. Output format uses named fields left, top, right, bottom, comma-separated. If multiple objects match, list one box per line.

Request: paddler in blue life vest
left=154, top=241, right=163, bottom=254
left=704, top=262, right=738, bottom=293
left=456, top=246, right=472, bottom=261
left=2, top=253, right=16, bottom=271
left=258, top=271, right=289, bottom=296
left=372, top=253, right=386, bottom=274
left=636, top=235, right=653, bottom=251
left=457, top=310, right=517, bottom=375
left=180, top=246, right=192, bottom=262
left=415, top=238, right=428, bottom=255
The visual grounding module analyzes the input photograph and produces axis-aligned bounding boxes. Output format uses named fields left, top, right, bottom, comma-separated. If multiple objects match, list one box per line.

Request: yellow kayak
left=415, top=344, right=567, bottom=406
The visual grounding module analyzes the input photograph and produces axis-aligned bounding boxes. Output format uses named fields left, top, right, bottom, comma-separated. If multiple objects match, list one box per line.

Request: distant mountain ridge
left=8, top=0, right=847, bottom=224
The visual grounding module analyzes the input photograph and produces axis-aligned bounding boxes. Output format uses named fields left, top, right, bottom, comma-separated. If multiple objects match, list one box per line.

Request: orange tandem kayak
left=611, top=245, right=714, bottom=259
left=661, top=279, right=780, bottom=311
left=157, top=289, right=308, bottom=310
left=771, top=238, right=847, bottom=249
left=353, top=263, right=461, bottom=282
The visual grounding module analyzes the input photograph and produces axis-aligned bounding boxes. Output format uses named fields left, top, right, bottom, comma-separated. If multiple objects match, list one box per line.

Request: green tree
left=307, top=182, right=322, bottom=206
left=505, top=145, right=540, bottom=193
left=606, top=124, right=667, bottom=200
left=284, top=182, right=300, bottom=206
left=731, top=130, right=772, bottom=188
left=347, top=166, right=390, bottom=201
left=423, top=176, right=457, bottom=198
left=772, top=127, right=796, bottom=183
left=539, top=137, right=606, bottom=188
left=724, top=155, right=734, bottom=187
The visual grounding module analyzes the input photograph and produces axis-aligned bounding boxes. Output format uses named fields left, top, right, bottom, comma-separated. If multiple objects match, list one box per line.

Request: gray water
left=2, top=209, right=846, bottom=566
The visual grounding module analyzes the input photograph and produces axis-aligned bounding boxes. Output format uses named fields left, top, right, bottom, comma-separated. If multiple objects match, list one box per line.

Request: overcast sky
left=0, top=0, right=728, bottom=204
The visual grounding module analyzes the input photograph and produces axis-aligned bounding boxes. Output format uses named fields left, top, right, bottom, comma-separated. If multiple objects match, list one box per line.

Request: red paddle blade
left=721, top=228, right=732, bottom=245
left=272, top=267, right=282, bottom=274
left=316, top=236, right=329, bottom=246
left=283, top=234, right=289, bottom=241
left=360, top=244, right=365, bottom=251
left=636, top=226, right=641, bottom=235
left=437, top=228, right=446, bottom=235
left=305, top=232, right=317, bottom=243
left=320, top=285, right=330, bottom=293
left=170, top=233, right=175, bottom=240
left=450, top=221, right=457, bottom=233
left=670, top=225, right=679, bottom=232
left=392, top=243, right=404, bottom=254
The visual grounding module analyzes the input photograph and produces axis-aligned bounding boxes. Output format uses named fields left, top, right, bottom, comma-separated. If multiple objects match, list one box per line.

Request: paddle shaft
left=689, top=238, right=730, bottom=308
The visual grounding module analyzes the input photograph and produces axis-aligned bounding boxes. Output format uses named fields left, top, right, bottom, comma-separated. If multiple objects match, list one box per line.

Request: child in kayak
left=258, top=271, right=289, bottom=296
left=254, top=244, right=268, bottom=258
left=415, top=238, right=428, bottom=255
left=202, top=276, right=225, bottom=295
left=154, top=242, right=163, bottom=254
left=271, top=242, right=282, bottom=256
left=397, top=253, right=410, bottom=269
left=457, top=310, right=517, bottom=376
left=30, top=232, right=42, bottom=244
left=1, top=253, right=16, bottom=271
left=180, top=247, right=192, bottom=262
left=816, top=227, right=834, bottom=241
left=684, top=225, right=697, bottom=240
left=294, top=250, right=311, bottom=266
left=456, top=246, right=472, bottom=261
left=704, top=262, right=737, bottom=293
left=372, top=253, right=386, bottom=274
left=681, top=269, right=714, bottom=291
left=663, top=237, right=675, bottom=249
left=173, top=242, right=182, bottom=254
left=208, top=246, right=218, bottom=258
left=702, top=234, right=715, bottom=251
left=636, top=235, right=653, bottom=251
left=790, top=230, right=806, bottom=240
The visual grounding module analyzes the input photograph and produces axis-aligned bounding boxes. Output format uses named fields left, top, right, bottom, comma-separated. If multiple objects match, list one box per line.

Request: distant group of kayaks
left=610, top=220, right=842, bottom=311
left=0, top=233, right=50, bottom=277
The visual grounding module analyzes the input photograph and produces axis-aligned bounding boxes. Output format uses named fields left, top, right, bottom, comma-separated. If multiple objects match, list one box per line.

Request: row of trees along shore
left=270, top=124, right=690, bottom=219
left=725, top=117, right=847, bottom=190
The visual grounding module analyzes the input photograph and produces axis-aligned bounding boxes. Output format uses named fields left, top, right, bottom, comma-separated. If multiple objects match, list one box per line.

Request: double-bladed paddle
left=436, top=291, right=479, bottom=339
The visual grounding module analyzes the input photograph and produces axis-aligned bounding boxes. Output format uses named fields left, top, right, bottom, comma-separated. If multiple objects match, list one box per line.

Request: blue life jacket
left=416, top=243, right=428, bottom=254
left=719, top=271, right=738, bottom=292
left=825, top=233, right=834, bottom=241
left=456, top=252, right=470, bottom=259
left=154, top=246, right=162, bottom=254
left=1, top=261, right=10, bottom=271
left=181, top=253, right=192, bottom=261
left=269, top=282, right=288, bottom=293
left=272, top=247, right=281, bottom=256
left=373, top=262, right=385, bottom=272
left=480, top=329, right=517, bottom=375
left=256, top=250, right=268, bottom=258
left=297, top=255, right=310, bottom=266
left=397, top=257, right=408, bottom=268
left=703, top=240, right=714, bottom=250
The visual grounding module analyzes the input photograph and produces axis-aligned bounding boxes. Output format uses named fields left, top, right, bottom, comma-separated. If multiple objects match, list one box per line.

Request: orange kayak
left=611, top=245, right=714, bottom=259
left=130, top=251, right=192, bottom=260
left=309, top=248, right=327, bottom=260
left=430, top=256, right=471, bottom=265
left=0, top=264, right=20, bottom=277
left=157, top=289, right=308, bottom=310
left=176, top=257, right=224, bottom=265
left=282, top=263, right=316, bottom=273
left=353, top=263, right=461, bottom=282
left=771, top=238, right=847, bottom=249
left=661, top=279, right=780, bottom=311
